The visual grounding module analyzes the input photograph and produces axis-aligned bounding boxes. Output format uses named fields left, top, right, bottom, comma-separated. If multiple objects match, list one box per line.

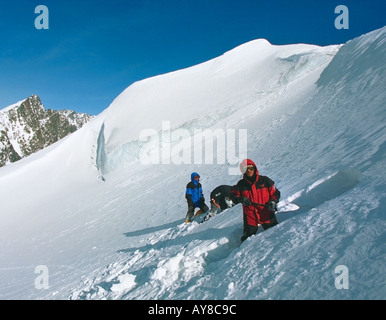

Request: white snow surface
left=0, top=27, right=385, bottom=300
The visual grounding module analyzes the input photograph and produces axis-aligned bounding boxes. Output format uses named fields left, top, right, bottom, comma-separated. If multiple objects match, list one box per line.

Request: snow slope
left=0, top=27, right=385, bottom=300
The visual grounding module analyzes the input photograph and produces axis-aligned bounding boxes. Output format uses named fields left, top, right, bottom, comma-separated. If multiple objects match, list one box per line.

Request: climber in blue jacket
left=185, top=172, right=209, bottom=222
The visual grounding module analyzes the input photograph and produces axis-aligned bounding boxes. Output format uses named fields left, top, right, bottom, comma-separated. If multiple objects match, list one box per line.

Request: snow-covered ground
left=0, top=27, right=385, bottom=300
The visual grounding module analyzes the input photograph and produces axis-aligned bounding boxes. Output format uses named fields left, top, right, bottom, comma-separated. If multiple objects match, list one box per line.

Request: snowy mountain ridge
left=0, top=94, right=93, bottom=167
left=0, top=27, right=385, bottom=300
left=99, top=39, right=339, bottom=174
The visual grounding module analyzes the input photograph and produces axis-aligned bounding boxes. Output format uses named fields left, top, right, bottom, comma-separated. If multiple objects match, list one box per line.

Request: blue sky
left=1, top=0, right=385, bottom=115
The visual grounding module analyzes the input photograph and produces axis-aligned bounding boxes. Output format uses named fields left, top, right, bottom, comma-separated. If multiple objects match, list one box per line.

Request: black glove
left=266, top=200, right=277, bottom=212
left=241, top=197, right=252, bottom=206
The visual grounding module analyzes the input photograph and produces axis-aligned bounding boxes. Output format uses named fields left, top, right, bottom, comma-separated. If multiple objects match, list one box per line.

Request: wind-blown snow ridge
left=99, top=39, right=338, bottom=173
left=0, top=27, right=385, bottom=300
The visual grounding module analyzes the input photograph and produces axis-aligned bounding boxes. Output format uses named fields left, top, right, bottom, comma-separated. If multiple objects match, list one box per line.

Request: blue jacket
left=185, top=172, right=204, bottom=207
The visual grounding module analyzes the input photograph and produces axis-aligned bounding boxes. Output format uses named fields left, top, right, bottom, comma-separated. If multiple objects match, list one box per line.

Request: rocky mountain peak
left=0, top=94, right=93, bottom=167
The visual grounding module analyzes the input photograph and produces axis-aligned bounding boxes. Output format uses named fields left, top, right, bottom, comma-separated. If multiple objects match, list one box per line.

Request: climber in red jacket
left=232, top=159, right=281, bottom=242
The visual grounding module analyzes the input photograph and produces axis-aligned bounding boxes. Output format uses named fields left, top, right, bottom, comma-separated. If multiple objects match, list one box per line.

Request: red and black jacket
left=232, top=163, right=280, bottom=227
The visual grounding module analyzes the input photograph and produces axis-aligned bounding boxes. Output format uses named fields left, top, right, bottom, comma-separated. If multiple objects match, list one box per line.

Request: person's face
left=194, top=175, right=199, bottom=181
left=245, top=166, right=255, bottom=177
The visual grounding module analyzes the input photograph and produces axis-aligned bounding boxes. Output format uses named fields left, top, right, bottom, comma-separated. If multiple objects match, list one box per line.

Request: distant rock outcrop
left=0, top=94, right=93, bottom=167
